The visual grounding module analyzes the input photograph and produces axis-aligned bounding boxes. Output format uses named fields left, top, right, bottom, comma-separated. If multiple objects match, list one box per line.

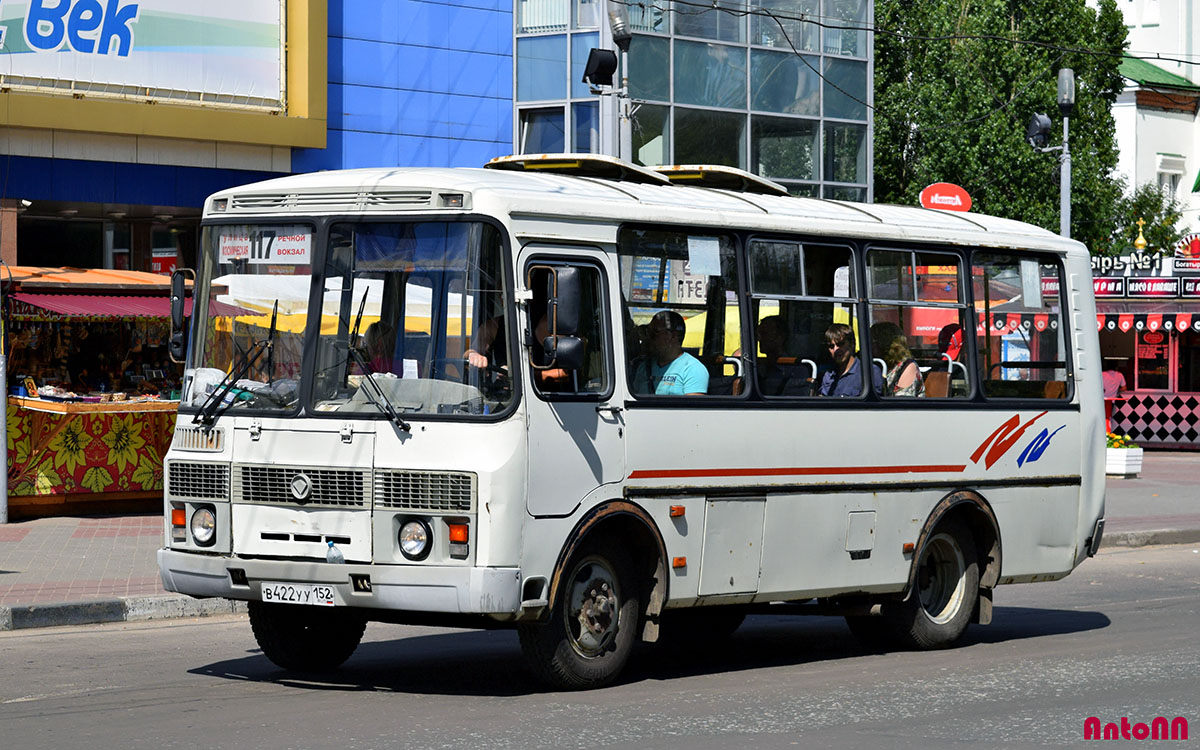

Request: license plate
left=261, top=582, right=336, bottom=606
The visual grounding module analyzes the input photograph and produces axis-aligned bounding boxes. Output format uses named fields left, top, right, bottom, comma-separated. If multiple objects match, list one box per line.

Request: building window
left=675, top=108, right=746, bottom=167
left=520, top=107, right=566, bottom=152
left=632, top=104, right=670, bottom=166
left=517, top=36, right=568, bottom=101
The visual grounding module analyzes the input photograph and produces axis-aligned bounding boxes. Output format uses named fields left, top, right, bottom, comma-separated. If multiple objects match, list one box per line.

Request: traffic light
left=1026, top=113, right=1052, bottom=149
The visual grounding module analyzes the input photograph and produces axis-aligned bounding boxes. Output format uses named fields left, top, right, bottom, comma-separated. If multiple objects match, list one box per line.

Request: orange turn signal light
left=669, top=505, right=685, bottom=518
left=672, top=556, right=687, bottom=569
left=448, top=523, right=469, bottom=543
left=902, top=542, right=915, bottom=554
left=171, top=508, right=186, bottom=527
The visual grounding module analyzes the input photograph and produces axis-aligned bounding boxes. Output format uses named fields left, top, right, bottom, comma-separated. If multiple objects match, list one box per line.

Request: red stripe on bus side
left=628, top=465, right=969, bottom=479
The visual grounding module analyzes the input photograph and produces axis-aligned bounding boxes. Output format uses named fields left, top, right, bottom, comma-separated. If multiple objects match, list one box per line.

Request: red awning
left=8, top=293, right=247, bottom=319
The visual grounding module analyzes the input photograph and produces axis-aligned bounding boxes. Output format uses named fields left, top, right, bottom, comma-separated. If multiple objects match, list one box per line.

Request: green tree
left=1094, top=181, right=1190, bottom=256
left=874, top=0, right=1128, bottom=251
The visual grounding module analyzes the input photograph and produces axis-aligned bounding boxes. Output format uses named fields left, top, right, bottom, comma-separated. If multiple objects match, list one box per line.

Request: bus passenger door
left=521, top=250, right=625, bottom=516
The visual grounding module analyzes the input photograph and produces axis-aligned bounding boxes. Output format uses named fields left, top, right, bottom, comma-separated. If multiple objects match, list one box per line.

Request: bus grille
left=167, top=462, right=230, bottom=500
left=374, top=470, right=475, bottom=512
left=233, top=465, right=369, bottom=507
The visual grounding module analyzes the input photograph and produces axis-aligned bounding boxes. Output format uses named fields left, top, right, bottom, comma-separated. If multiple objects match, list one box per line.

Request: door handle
left=595, top=405, right=624, bottom=415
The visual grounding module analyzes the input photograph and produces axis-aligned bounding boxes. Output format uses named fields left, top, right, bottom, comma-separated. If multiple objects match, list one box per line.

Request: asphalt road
left=2, top=544, right=1197, bottom=750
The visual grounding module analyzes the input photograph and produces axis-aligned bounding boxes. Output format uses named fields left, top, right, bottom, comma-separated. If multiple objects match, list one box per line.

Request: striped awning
left=7, top=294, right=246, bottom=320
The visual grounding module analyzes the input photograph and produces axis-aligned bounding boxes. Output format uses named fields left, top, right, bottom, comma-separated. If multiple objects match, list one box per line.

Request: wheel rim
left=916, top=532, right=967, bottom=624
left=565, top=556, right=622, bottom=658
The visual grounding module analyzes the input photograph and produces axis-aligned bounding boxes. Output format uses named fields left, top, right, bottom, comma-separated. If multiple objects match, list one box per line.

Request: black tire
left=882, top=517, right=980, bottom=649
left=518, top=545, right=640, bottom=690
left=248, top=601, right=367, bottom=672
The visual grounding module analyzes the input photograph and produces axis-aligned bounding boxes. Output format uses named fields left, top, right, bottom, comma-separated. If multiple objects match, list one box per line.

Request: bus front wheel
left=248, top=601, right=366, bottom=672
left=883, top=518, right=979, bottom=649
left=518, top=544, right=640, bottom=690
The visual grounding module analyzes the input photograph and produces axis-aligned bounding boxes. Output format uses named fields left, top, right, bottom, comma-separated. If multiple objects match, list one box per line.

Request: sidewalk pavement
left=2, top=452, right=1198, bottom=631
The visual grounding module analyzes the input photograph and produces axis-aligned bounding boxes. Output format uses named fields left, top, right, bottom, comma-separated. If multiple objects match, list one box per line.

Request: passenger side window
left=748, top=238, right=861, bottom=398
left=972, top=253, right=1071, bottom=399
left=866, top=249, right=971, bottom=399
left=617, top=227, right=742, bottom=397
left=526, top=264, right=610, bottom=397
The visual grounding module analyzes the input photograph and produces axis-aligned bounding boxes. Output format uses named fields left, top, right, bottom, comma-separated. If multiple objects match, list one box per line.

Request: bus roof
left=204, top=165, right=1083, bottom=255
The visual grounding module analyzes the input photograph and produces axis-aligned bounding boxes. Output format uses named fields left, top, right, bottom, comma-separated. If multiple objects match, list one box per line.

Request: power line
left=623, top=0, right=1200, bottom=69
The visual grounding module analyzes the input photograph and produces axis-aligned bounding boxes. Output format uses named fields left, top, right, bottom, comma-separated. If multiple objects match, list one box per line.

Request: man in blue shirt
left=819, top=323, right=882, bottom=397
left=634, top=311, right=709, bottom=395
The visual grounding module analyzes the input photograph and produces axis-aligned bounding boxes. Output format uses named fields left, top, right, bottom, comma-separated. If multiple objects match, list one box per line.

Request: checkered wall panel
left=1111, top=395, right=1200, bottom=447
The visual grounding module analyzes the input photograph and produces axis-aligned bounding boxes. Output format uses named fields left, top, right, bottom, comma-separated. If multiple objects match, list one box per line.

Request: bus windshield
left=311, top=221, right=513, bottom=418
left=183, top=223, right=315, bottom=415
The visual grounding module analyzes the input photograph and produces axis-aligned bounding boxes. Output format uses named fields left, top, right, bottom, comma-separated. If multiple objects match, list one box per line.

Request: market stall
left=4, top=267, right=185, bottom=518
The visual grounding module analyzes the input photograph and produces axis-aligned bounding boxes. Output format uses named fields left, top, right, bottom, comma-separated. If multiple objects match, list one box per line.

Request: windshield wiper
left=193, top=300, right=278, bottom=426
left=348, top=346, right=411, bottom=433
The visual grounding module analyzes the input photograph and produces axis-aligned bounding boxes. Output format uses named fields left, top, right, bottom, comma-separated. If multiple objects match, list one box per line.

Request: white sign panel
left=219, top=227, right=312, bottom=265
left=0, top=0, right=284, bottom=110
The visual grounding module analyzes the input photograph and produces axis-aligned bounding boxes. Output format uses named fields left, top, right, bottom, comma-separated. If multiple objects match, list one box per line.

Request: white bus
left=159, top=155, right=1105, bottom=689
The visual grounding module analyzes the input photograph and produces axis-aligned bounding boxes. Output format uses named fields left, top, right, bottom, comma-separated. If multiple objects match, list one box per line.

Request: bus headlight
left=399, top=519, right=431, bottom=560
left=190, top=507, right=216, bottom=547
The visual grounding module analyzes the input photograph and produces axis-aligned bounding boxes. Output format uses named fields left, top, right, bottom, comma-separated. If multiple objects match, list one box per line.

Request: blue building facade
left=295, top=0, right=514, bottom=171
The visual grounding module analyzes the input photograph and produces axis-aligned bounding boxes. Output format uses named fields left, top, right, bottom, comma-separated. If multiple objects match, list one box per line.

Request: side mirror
left=543, top=334, right=585, bottom=371
left=168, top=269, right=193, bottom=363
left=548, top=266, right=582, bottom=336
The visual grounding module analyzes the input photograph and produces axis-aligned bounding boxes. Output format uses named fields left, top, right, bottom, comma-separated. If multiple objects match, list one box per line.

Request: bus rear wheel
left=248, top=601, right=366, bottom=672
left=518, top=545, right=640, bottom=690
left=883, top=518, right=979, bottom=650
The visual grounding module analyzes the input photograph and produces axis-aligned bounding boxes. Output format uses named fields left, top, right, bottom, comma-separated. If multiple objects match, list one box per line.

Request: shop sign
left=150, top=251, right=176, bottom=276
left=1094, top=278, right=1125, bottom=297
left=1126, top=277, right=1180, bottom=298
left=0, top=0, right=283, bottom=111
left=919, top=183, right=972, bottom=212
left=1091, top=250, right=1163, bottom=275
left=219, top=226, right=312, bottom=265
left=1182, top=278, right=1200, bottom=298
left=1175, top=233, right=1200, bottom=273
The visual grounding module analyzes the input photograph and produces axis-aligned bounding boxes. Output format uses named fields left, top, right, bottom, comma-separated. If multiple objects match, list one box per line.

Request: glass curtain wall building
left=514, top=0, right=872, bottom=200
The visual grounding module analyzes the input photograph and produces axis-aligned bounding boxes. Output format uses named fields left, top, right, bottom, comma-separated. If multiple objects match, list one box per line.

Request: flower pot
left=1105, top=446, right=1144, bottom=478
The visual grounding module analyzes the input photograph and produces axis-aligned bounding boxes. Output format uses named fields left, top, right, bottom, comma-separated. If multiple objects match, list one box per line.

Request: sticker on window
left=686, top=236, right=721, bottom=277
left=219, top=227, right=313, bottom=265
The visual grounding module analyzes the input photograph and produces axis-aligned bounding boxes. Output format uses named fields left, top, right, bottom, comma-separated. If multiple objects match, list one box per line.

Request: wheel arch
left=545, top=499, right=669, bottom=642
left=908, top=489, right=1002, bottom=623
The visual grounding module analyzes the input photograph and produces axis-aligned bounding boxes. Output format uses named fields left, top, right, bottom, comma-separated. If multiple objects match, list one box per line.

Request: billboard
left=0, top=0, right=284, bottom=111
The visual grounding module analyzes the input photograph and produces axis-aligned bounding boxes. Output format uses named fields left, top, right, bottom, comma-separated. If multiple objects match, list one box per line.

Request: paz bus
left=159, top=154, right=1105, bottom=689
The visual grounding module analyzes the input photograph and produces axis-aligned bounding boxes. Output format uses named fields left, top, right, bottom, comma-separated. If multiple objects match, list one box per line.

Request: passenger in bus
left=870, top=321, right=924, bottom=397
left=631, top=311, right=709, bottom=395
left=364, top=321, right=399, bottom=374
left=818, top=323, right=882, bottom=397
left=755, top=316, right=809, bottom=396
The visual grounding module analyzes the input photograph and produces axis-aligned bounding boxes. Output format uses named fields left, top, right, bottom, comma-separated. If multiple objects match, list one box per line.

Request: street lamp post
left=1026, top=68, right=1076, bottom=239
left=582, top=2, right=633, bottom=160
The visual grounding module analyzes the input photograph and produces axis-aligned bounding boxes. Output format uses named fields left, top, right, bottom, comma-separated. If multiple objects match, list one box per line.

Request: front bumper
left=158, top=549, right=521, bottom=615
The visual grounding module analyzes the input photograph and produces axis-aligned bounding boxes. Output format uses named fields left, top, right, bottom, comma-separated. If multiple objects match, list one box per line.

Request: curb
left=1100, top=528, right=1200, bottom=549
left=0, top=595, right=247, bottom=632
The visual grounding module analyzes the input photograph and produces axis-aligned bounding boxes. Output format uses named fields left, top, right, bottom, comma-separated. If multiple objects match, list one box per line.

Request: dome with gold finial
left=1134, top=217, right=1148, bottom=251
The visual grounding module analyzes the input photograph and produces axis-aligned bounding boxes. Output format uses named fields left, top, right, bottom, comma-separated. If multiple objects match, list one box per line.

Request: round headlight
left=190, top=507, right=216, bottom=546
left=399, top=519, right=431, bottom=560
